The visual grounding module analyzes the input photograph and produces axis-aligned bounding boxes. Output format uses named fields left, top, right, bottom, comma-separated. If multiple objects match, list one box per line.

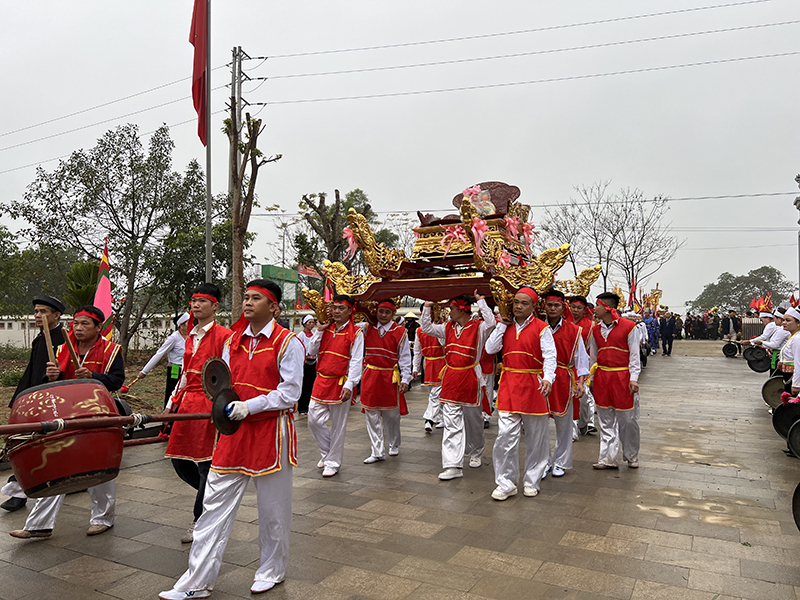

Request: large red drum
left=6, top=379, right=123, bottom=498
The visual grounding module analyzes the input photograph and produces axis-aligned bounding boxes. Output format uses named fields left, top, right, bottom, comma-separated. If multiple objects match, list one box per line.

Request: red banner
left=189, top=0, right=207, bottom=146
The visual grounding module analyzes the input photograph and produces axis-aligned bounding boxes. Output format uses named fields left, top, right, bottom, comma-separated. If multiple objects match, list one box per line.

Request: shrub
left=0, top=343, right=30, bottom=361
left=0, top=368, right=25, bottom=388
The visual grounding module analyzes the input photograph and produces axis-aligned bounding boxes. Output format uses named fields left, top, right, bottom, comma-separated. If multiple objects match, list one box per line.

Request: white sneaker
left=424, top=422, right=433, bottom=433
left=627, top=460, right=639, bottom=469
left=363, top=456, right=384, bottom=464
left=317, top=458, right=325, bottom=469
left=523, top=486, right=539, bottom=497
left=491, top=486, right=517, bottom=501
left=541, top=465, right=552, bottom=480
left=251, top=580, right=280, bottom=594
left=552, top=466, right=565, bottom=477
left=180, top=522, right=196, bottom=544
left=322, top=466, right=338, bottom=477
left=438, top=468, right=463, bottom=480
left=388, top=446, right=399, bottom=457
left=435, top=422, right=444, bottom=429
left=468, top=456, right=481, bottom=468
left=158, top=589, right=211, bottom=600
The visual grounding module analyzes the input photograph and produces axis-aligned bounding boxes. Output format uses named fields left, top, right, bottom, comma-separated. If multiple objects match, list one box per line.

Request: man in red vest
left=164, top=283, right=232, bottom=544
left=588, top=292, right=641, bottom=470
left=542, top=289, right=590, bottom=479
left=485, top=287, right=556, bottom=500
left=306, top=294, right=364, bottom=477
left=160, top=279, right=303, bottom=599
left=569, top=295, right=597, bottom=436
left=11, top=305, right=124, bottom=539
left=421, top=291, right=495, bottom=481
left=360, top=300, right=411, bottom=463
left=413, top=303, right=445, bottom=433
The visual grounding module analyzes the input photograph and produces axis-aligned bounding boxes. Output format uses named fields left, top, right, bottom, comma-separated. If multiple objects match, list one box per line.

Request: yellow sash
left=366, top=363, right=402, bottom=384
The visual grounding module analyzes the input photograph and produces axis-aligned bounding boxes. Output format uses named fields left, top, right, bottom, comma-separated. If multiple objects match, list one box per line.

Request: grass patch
left=0, top=343, right=30, bottom=361
left=0, top=368, right=24, bottom=388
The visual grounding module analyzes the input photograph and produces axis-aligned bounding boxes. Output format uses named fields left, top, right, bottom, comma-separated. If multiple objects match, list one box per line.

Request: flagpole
left=204, top=0, right=212, bottom=283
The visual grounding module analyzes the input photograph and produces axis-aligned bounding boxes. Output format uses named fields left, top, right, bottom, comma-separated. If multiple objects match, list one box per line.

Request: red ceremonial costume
left=550, top=320, right=582, bottom=417
left=56, top=332, right=121, bottom=379
left=361, top=322, right=408, bottom=412
left=591, top=318, right=636, bottom=411
left=312, top=320, right=360, bottom=403
left=211, top=324, right=298, bottom=476
left=496, top=319, right=550, bottom=415
left=418, top=330, right=445, bottom=385
left=166, top=323, right=232, bottom=462
left=440, top=319, right=484, bottom=406
left=480, top=349, right=495, bottom=376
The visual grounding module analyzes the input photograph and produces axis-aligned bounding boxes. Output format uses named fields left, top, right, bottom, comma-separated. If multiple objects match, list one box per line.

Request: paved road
left=1, top=349, right=799, bottom=600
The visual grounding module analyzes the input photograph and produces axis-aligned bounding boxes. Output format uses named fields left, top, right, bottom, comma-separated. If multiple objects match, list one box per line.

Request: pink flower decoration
left=522, top=222, right=536, bottom=254
left=472, top=217, right=489, bottom=256
left=504, top=216, right=520, bottom=241
left=462, top=184, right=481, bottom=199
left=497, top=250, right=511, bottom=269
left=440, top=225, right=468, bottom=257
left=343, top=226, right=358, bottom=260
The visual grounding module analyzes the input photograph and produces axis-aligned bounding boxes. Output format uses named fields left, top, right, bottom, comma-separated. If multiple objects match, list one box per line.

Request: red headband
left=570, top=298, right=587, bottom=306
left=517, top=287, right=539, bottom=303
left=246, top=285, right=278, bottom=304
left=74, top=309, right=101, bottom=323
left=545, top=294, right=565, bottom=303
left=334, top=299, right=354, bottom=309
left=450, top=299, right=471, bottom=311
left=376, top=300, right=396, bottom=311
left=192, top=293, right=219, bottom=303
left=596, top=298, right=620, bottom=321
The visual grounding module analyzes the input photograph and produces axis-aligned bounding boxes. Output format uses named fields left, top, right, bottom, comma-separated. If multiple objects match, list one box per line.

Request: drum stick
left=40, top=318, right=57, bottom=365
left=62, top=330, right=81, bottom=369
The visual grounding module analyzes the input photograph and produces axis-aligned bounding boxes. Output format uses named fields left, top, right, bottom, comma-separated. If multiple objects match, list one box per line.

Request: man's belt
left=439, top=362, right=479, bottom=378
left=501, top=367, right=543, bottom=374
left=365, top=363, right=402, bottom=384
left=597, top=365, right=629, bottom=372
left=318, top=373, right=347, bottom=385
left=423, top=355, right=445, bottom=360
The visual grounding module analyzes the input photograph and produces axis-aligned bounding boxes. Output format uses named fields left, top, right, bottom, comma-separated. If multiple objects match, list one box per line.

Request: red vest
left=212, top=322, right=298, bottom=476
left=56, top=332, right=121, bottom=383
left=550, top=320, right=582, bottom=417
left=166, top=322, right=232, bottom=462
left=496, top=319, right=550, bottom=415
left=575, top=316, right=594, bottom=345
left=418, top=331, right=445, bottom=385
left=591, top=319, right=636, bottom=410
left=311, top=320, right=360, bottom=403
left=480, top=348, right=495, bottom=376
left=440, top=319, right=483, bottom=406
left=361, top=322, right=407, bottom=411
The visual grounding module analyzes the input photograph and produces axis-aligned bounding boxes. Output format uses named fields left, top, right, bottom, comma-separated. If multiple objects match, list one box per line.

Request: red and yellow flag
left=94, top=239, right=113, bottom=340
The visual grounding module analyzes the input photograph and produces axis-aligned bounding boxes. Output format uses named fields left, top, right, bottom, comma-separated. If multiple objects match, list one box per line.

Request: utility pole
left=204, top=0, right=212, bottom=282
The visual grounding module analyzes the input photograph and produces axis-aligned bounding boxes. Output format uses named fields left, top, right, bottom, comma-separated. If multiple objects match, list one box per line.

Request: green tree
left=689, top=266, right=796, bottom=312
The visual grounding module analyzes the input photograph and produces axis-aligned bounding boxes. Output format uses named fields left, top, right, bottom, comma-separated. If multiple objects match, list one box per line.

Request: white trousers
left=551, top=398, right=573, bottom=470
left=308, top=400, right=350, bottom=469
left=1, top=479, right=26, bottom=499
left=174, top=418, right=293, bottom=592
left=422, top=385, right=442, bottom=424
left=596, top=394, right=640, bottom=466
left=23, top=480, right=115, bottom=530
left=492, top=412, right=550, bottom=493
left=578, top=388, right=596, bottom=429
left=365, top=408, right=400, bottom=459
left=482, top=373, right=495, bottom=420
left=441, top=403, right=485, bottom=468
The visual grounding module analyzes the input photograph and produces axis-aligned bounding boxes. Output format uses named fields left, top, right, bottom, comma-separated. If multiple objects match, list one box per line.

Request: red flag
left=189, top=0, right=207, bottom=146
left=94, top=240, right=113, bottom=340
left=628, top=276, right=636, bottom=309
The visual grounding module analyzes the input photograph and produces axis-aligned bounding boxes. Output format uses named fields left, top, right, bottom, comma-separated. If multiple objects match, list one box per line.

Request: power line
left=258, top=20, right=800, bottom=81
left=258, top=0, right=777, bottom=59
left=255, top=50, right=800, bottom=105
left=684, top=243, right=796, bottom=249
left=0, top=64, right=229, bottom=139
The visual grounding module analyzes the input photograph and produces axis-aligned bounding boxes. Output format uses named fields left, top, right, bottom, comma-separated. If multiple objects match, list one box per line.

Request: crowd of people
left=2, top=283, right=647, bottom=599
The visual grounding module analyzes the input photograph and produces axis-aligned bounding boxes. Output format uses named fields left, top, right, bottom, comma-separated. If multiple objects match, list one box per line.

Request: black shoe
left=483, top=420, right=490, bottom=429
left=1, top=497, right=27, bottom=512
left=579, top=425, right=589, bottom=436
left=587, top=425, right=597, bottom=434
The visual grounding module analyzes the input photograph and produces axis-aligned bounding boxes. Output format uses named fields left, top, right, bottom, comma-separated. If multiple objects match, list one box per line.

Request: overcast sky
left=1, top=0, right=799, bottom=311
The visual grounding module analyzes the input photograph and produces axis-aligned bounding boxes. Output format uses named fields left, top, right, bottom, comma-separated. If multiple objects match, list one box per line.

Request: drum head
left=772, top=403, right=800, bottom=439
left=743, top=346, right=757, bottom=361
left=788, top=421, right=800, bottom=459
left=762, top=376, right=788, bottom=409
left=202, top=357, right=231, bottom=400
left=747, top=356, right=771, bottom=373
left=211, top=388, right=241, bottom=436
left=750, top=346, right=767, bottom=361
left=722, top=342, right=738, bottom=358
left=793, top=482, right=800, bottom=532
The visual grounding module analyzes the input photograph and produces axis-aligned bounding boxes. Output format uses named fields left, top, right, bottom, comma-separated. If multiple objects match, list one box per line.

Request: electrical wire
left=260, top=20, right=800, bottom=81
left=684, top=243, right=796, bottom=249
left=259, top=0, right=777, bottom=59
left=256, top=50, right=800, bottom=105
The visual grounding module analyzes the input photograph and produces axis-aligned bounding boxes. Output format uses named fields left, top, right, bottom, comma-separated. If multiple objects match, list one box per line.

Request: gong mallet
left=39, top=316, right=57, bottom=366
left=61, top=328, right=81, bottom=370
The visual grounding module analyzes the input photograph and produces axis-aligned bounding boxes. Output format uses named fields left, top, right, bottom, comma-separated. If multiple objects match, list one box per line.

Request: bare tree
left=227, top=112, right=281, bottom=318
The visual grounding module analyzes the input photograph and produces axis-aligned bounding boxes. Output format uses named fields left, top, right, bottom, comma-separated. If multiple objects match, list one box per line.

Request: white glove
left=225, top=401, right=250, bottom=421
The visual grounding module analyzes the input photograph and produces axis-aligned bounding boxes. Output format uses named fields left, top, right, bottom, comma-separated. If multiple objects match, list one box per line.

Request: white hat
left=302, top=314, right=315, bottom=325
left=176, top=313, right=191, bottom=326
left=787, top=307, right=800, bottom=322
left=403, top=309, right=419, bottom=319
left=759, top=312, right=774, bottom=319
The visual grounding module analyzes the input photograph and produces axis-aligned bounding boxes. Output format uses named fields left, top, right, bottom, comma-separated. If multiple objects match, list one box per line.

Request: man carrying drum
left=10, top=305, right=124, bottom=539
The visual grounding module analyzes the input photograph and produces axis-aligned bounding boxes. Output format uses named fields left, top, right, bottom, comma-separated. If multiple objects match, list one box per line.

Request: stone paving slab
left=2, top=343, right=800, bottom=599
